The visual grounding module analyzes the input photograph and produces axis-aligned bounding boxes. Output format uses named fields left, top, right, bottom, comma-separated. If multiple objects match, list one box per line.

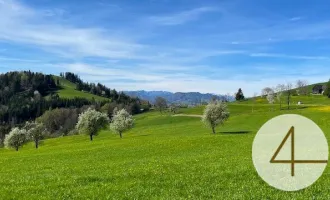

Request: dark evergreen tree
left=235, top=88, right=245, bottom=101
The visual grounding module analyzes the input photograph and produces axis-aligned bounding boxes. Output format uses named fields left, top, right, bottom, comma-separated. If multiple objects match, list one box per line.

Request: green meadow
left=49, top=76, right=110, bottom=101
left=1, top=96, right=330, bottom=199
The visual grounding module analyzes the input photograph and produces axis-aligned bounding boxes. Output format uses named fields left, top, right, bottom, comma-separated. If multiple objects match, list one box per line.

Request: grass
left=49, top=76, right=110, bottom=101
left=2, top=97, right=330, bottom=198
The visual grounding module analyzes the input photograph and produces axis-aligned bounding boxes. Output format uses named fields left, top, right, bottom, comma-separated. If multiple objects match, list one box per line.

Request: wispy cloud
left=148, top=7, right=217, bottom=25
left=0, top=0, right=144, bottom=60
left=290, top=17, right=303, bottom=21
left=42, top=8, right=67, bottom=17
left=250, top=53, right=329, bottom=60
left=0, top=56, right=42, bottom=62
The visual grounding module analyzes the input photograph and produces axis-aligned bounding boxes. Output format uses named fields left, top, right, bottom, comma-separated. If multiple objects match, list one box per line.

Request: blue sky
left=1, top=0, right=330, bottom=96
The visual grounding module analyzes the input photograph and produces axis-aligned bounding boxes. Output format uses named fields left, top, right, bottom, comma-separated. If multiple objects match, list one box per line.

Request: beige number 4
left=270, top=126, right=327, bottom=176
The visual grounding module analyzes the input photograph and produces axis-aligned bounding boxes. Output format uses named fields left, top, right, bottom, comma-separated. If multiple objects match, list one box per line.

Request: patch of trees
left=258, top=79, right=309, bottom=111
left=0, top=71, right=57, bottom=105
left=3, top=107, right=134, bottom=151
left=4, top=121, right=47, bottom=151
left=60, top=72, right=82, bottom=84
left=36, top=107, right=87, bottom=137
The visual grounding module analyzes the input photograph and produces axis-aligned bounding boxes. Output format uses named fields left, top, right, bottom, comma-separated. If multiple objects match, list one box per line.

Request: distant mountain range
left=124, top=90, right=233, bottom=104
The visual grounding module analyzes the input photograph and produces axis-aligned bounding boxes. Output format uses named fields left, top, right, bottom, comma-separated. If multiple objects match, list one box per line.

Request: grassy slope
left=1, top=96, right=330, bottom=199
left=51, top=76, right=110, bottom=101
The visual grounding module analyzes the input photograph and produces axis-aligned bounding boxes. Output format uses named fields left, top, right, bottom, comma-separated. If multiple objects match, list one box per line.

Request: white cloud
left=148, top=7, right=217, bottom=25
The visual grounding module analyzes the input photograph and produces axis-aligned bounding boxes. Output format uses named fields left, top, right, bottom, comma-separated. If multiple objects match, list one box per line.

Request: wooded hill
left=0, top=71, right=150, bottom=143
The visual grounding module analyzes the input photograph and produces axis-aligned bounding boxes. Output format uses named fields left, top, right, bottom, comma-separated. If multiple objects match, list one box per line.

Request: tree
left=252, top=92, right=258, bottom=113
left=296, top=80, right=308, bottom=95
left=267, top=90, right=275, bottom=111
left=285, top=83, right=293, bottom=110
left=324, top=79, right=330, bottom=97
left=261, top=87, right=274, bottom=98
left=267, top=91, right=275, bottom=104
left=275, top=84, right=285, bottom=110
left=202, top=101, right=230, bottom=134
left=235, top=88, right=245, bottom=101
left=110, top=109, right=134, bottom=138
left=4, top=128, right=28, bottom=151
left=169, top=104, right=179, bottom=114
left=24, top=121, right=47, bottom=149
left=76, top=108, right=110, bottom=141
left=100, top=102, right=118, bottom=118
left=155, top=97, right=167, bottom=113
left=37, top=108, right=79, bottom=136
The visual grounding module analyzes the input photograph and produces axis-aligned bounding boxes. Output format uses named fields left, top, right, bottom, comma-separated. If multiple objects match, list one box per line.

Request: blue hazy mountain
left=124, top=90, right=233, bottom=104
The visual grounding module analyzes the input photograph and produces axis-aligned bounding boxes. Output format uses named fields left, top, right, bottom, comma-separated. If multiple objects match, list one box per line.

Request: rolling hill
left=1, top=93, right=330, bottom=198
left=2, top=71, right=330, bottom=199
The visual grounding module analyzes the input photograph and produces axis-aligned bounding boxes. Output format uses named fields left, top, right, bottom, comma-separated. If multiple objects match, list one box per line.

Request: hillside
left=1, top=98, right=330, bottom=198
left=124, top=90, right=232, bottom=104
left=51, top=76, right=110, bottom=101
left=0, top=71, right=146, bottom=142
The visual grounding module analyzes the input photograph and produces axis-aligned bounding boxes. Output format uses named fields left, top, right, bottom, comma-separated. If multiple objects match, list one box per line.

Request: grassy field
left=50, top=76, right=110, bottom=101
left=1, top=98, right=330, bottom=199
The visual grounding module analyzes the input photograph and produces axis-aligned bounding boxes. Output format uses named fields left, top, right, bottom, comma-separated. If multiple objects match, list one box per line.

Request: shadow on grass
left=219, top=131, right=251, bottom=134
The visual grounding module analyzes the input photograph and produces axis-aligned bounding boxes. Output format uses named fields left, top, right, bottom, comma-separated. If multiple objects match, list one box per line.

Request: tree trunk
left=119, top=132, right=122, bottom=138
left=212, top=126, right=215, bottom=134
left=16, top=146, right=18, bottom=151
left=35, top=140, right=39, bottom=149
left=90, top=134, right=93, bottom=141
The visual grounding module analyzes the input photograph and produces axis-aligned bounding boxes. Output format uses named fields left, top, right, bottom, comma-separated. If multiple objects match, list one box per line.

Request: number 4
left=270, top=126, right=327, bottom=176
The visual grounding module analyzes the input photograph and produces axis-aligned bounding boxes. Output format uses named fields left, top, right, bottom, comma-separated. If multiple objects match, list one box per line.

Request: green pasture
left=1, top=100, right=330, bottom=199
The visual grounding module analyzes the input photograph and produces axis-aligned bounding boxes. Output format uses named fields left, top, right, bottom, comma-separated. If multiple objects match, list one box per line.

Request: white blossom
left=202, top=101, right=229, bottom=134
left=76, top=108, right=110, bottom=140
left=110, top=109, right=134, bottom=138
left=4, top=128, right=28, bottom=151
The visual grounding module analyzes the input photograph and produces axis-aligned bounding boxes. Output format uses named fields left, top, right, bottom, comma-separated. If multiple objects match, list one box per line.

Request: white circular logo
left=252, top=114, right=328, bottom=191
